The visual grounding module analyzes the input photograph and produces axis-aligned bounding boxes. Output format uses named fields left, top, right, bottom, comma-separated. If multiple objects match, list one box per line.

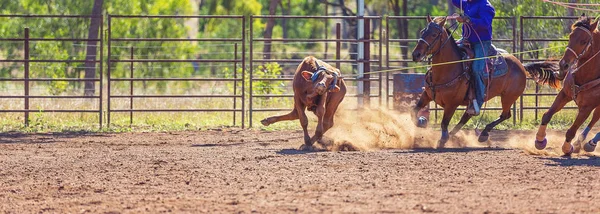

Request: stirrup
left=468, top=99, right=480, bottom=116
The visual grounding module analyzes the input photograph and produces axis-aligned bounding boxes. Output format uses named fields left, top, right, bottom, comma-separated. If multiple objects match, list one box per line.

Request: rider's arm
left=466, top=6, right=495, bottom=31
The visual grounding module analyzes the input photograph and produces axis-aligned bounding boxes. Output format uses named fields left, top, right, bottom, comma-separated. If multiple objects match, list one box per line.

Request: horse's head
left=412, top=15, right=448, bottom=62
left=559, top=13, right=598, bottom=78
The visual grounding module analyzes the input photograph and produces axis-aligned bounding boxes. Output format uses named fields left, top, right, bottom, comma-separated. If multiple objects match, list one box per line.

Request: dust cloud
left=321, top=107, right=599, bottom=157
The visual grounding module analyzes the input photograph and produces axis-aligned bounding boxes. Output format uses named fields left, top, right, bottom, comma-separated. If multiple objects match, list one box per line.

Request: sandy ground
left=0, top=129, right=599, bottom=213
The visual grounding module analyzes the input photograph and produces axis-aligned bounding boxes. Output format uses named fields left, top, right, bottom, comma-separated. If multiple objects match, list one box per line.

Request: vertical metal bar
left=24, top=27, right=29, bottom=126
left=99, top=15, right=104, bottom=128
left=378, top=17, right=383, bottom=107
left=519, top=16, right=524, bottom=122
left=512, top=16, right=517, bottom=125
left=364, top=19, right=371, bottom=108
left=129, top=46, right=134, bottom=125
left=233, top=43, right=238, bottom=126
left=336, top=23, right=341, bottom=69
left=107, top=14, right=112, bottom=127
left=242, top=16, right=246, bottom=129
left=385, top=17, right=390, bottom=109
left=249, top=16, right=254, bottom=128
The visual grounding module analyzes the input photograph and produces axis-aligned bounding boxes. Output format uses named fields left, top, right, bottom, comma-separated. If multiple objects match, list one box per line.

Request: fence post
left=233, top=43, right=238, bottom=126
left=385, top=17, right=390, bottom=108
left=129, top=46, right=134, bottom=125
left=242, top=16, right=246, bottom=129
left=336, top=23, right=341, bottom=69
left=99, top=15, right=104, bottom=128
left=512, top=16, right=517, bottom=125
left=364, top=19, right=371, bottom=108
left=519, top=16, right=524, bottom=122
left=24, top=27, right=30, bottom=126
left=107, top=14, right=112, bottom=127
left=378, top=18, right=383, bottom=107
left=249, top=16, right=253, bottom=128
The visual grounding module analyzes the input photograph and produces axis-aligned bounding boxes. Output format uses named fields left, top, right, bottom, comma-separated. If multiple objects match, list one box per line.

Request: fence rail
left=0, top=14, right=580, bottom=129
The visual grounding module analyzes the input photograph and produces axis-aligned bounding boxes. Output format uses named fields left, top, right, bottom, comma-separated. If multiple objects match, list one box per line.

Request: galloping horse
left=411, top=16, right=561, bottom=147
left=535, top=15, right=600, bottom=155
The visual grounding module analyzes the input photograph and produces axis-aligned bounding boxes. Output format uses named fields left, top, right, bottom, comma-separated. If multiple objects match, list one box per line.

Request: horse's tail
left=523, top=61, right=562, bottom=89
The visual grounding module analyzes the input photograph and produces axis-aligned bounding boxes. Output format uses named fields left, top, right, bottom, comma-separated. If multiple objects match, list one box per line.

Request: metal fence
left=0, top=15, right=103, bottom=127
left=106, top=15, right=246, bottom=127
left=0, top=14, right=580, bottom=128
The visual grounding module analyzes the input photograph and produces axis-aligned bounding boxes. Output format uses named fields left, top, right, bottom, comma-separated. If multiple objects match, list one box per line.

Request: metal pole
left=249, top=16, right=254, bottom=128
left=336, top=23, right=341, bottom=69
left=512, top=16, right=517, bottom=125
left=107, top=14, right=112, bottom=127
left=364, top=19, right=371, bottom=108
left=386, top=17, right=390, bottom=108
left=130, top=46, right=134, bottom=125
left=233, top=43, right=238, bottom=126
left=378, top=17, right=383, bottom=107
left=99, top=15, right=104, bottom=128
left=24, top=27, right=29, bottom=126
left=519, top=16, right=524, bottom=122
left=242, top=16, right=246, bottom=129
left=357, top=0, right=365, bottom=107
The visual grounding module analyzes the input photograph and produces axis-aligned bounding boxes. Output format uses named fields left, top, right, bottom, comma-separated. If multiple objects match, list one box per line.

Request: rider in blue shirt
left=452, top=0, right=495, bottom=116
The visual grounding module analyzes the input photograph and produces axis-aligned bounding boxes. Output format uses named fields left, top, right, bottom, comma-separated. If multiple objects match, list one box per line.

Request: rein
left=566, top=26, right=600, bottom=101
left=420, top=21, right=463, bottom=100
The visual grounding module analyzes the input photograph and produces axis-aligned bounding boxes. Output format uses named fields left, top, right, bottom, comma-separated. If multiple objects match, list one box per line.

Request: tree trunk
left=392, top=0, right=409, bottom=69
left=564, top=0, right=577, bottom=34
left=84, top=0, right=103, bottom=96
left=262, top=0, right=280, bottom=60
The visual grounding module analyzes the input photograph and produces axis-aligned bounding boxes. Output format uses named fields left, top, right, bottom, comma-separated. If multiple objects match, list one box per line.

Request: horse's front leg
left=562, top=106, right=594, bottom=155
left=575, top=106, right=600, bottom=148
left=535, top=90, right=571, bottom=150
left=438, top=104, right=459, bottom=148
left=413, top=90, right=432, bottom=127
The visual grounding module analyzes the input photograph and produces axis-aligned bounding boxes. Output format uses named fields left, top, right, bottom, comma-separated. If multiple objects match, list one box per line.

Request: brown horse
left=535, top=15, right=600, bottom=155
left=411, top=16, right=561, bottom=147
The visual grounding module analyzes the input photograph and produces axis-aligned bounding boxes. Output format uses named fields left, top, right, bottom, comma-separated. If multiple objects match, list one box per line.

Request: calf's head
left=301, top=70, right=340, bottom=96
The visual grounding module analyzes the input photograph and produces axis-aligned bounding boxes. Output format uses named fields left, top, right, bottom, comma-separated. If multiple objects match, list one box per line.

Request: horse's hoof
left=573, top=140, right=582, bottom=153
left=534, top=138, right=547, bottom=150
left=438, top=139, right=448, bottom=149
left=299, top=144, right=313, bottom=151
left=562, top=142, right=574, bottom=156
left=416, top=116, right=428, bottom=128
left=260, top=119, right=270, bottom=126
left=584, top=141, right=597, bottom=153
left=478, top=133, right=489, bottom=143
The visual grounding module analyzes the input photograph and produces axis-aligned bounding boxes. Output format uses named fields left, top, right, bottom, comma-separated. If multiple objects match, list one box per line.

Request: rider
left=452, top=0, right=496, bottom=116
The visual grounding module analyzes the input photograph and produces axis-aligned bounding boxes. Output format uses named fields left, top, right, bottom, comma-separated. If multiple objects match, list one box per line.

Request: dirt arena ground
left=0, top=129, right=599, bottom=213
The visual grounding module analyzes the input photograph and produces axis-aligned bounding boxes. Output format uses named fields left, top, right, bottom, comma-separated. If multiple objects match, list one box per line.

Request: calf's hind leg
left=261, top=108, right=299, bottom=126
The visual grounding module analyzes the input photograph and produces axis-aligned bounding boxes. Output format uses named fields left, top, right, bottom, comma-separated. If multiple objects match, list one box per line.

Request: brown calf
left=261, top=56, right=347, bottom=150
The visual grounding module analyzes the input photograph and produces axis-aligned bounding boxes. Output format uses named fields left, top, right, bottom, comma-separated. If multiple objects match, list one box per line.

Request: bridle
left=417, top=21, right=458, bottom=61
left=565, top=26, right=593, bottom=63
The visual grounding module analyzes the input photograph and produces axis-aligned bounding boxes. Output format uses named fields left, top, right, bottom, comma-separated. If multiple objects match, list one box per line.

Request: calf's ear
left=328, top=85, right=340, bottom=93
left=301, top=71, right=313, bottom=81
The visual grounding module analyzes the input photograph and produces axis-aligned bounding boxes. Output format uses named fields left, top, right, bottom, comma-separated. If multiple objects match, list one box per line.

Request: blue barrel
left=393, top=73, right=426, bottom=94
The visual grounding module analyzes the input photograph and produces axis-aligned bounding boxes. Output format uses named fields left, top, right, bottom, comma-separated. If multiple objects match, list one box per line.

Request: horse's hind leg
left=478, top=96, right=514, bottom=143
left=449, top=112, right=472, bottom=136
left=575, top=106, right=600, bottom=149
left=562, top=106, right=594, bottom=155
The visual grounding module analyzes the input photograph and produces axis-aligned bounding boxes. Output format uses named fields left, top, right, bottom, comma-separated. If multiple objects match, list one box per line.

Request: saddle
left=457, top=39, right=509, bottom=102
left=457, top=39, right=509, bottom=79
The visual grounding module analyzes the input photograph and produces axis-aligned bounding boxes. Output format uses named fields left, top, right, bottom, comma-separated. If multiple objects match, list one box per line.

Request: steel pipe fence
left=0, top=15, right=579, bottom=128
left=0, top=15, right=103, bottom=127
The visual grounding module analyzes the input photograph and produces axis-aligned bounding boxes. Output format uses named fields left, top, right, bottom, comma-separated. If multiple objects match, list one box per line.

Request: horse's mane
left=572, top=16, right=594, bottom=30
left=431, top=17, right=459, bottom=52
